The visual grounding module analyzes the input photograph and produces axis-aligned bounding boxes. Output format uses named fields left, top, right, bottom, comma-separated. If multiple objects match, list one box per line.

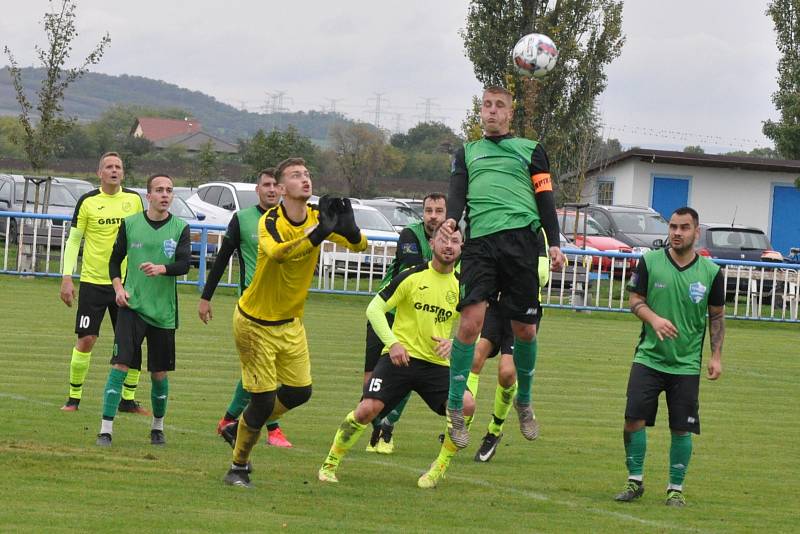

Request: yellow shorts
left=232, top=307, right=312, bottom=393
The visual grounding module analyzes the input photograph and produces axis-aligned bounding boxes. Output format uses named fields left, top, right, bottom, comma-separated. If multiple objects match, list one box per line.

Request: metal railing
left=1, top=211, right=798, bottom=323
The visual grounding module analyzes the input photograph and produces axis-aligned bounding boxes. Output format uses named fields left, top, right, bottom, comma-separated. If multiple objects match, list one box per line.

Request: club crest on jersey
left=401, top=242, right=419, bottom=254
left=122, top=201, right=132, bottom=212
left=445, top=290, right=457, bottom=305
left=163, top=238, right=177, bottom=259
left=688, top=281, right=707, bottom=303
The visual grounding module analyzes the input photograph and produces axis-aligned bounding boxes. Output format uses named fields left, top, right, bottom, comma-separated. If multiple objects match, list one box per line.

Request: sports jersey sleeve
left=708, top=269, right=725, bottom=307
left=108, top=220, right=128, bottom=282
left=446, top=147, right=467, bottom=222
left=627, top=256, right=649, bottom=296
left=327, top=231, right=368, bottom=252
left=528, top=144, right=560, bottom=247
left=61, top=225, right=83, bottom=276
left=366, top=295, right=399, bottom=347
left=395, top=228, right=425, bottom=269
left=261, top=215, right=316, bottom=263
left=163, top=225, right=191, bottom=276
left=200, top=215, right=240, bottom=300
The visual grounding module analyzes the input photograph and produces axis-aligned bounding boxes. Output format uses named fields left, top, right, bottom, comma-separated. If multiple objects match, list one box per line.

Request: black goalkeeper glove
left=308, top=195, right=339, bottom=246
left=332, top=198, right=362, bottom=244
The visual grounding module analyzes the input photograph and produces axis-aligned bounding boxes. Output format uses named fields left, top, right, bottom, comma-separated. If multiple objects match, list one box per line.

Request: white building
left=579, top=149, right=800, bottom=256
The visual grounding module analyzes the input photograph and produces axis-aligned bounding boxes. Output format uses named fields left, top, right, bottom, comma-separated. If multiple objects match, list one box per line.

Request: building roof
left=132, top=117, right=202, bottom=142
left=154, top=131, right=239, bottom=154
left=586, top=148, right=800, bottom=175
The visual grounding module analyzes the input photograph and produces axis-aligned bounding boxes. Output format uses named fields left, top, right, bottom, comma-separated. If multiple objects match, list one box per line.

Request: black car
left=585, top=204, right=669, bottom=251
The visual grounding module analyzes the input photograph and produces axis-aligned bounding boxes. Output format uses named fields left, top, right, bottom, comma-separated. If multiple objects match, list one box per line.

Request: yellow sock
left=232, top=420, right=261, bottom=465
left=122, top=368, right=141, bottom=401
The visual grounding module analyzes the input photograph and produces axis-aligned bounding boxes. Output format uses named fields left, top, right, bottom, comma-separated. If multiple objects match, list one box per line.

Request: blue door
left=771, top=184, right=800, bottom=256
left=651, top=176, right=689, bottom=219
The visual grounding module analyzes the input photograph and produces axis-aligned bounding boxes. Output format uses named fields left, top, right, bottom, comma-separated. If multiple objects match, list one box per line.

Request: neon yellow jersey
left=375, top=262, right=460, bottom=366
left=71, top=188, right=143, bottom=285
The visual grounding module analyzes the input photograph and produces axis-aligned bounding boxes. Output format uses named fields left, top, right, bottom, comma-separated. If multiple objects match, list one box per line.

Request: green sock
left=225, top=380, right=251, bottom=419
left=121, top=368, right=141, bottom=401
left=466, top=371, right=480, bottom=400
left=385, top=392, right=411, bottom=425
left=151, top=376, right=169, bottom=418
left=448, top=339, right=475, bottom=410
left=512, top=338, right=537, bottom=405
left=487, top=382, right=517, bottom=436
left=101, top=368, right=127, bottom=419
left=669, top=433, right=692, bottom=487
left=68, top=348, right=91, bottom=399
left=624, top=428, right=647, bottom=478
left=324, top=411, right=367, bottom=468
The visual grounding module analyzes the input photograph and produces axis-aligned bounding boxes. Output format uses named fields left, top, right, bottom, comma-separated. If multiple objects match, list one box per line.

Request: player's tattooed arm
left=708, top=304, right=725, bottom=355
left=630, top=292, right=678, bottom=341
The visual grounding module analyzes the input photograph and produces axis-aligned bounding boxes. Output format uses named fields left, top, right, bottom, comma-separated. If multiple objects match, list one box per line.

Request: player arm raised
left=443, top=147, right=467, bottom=236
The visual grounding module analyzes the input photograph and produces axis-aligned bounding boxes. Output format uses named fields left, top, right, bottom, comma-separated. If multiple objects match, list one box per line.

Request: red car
left=558, top=210, right=636, bottom=274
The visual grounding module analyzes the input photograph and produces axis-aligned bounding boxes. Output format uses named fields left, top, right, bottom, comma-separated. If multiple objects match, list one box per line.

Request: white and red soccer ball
left=512, top=33, right=559, bottom=79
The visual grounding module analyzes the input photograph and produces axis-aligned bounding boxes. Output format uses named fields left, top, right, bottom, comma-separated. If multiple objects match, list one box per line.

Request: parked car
left=374, top=197, right=424, bottom=217
left=584, top=204, right=669, bottom=251
left=323, top=204, right=399, bottom=275
left=53, top=177, right=95, bottom=200
left=132, top=188, right=218, bottom=265
left=0, top=174, right=77, bottom=245
left=557, top=209, right=635, bottom=274
left=185, top=182, right=260, bottom=226
left=360, top=199, right=422, bottom=232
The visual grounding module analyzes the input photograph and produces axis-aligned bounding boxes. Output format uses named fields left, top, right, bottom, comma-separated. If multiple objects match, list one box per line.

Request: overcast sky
left=0, top=0, right=781, bottom=153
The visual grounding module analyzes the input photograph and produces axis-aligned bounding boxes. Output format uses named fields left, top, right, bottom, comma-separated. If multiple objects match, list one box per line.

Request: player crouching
left=318, top=225, right=472, bottom=488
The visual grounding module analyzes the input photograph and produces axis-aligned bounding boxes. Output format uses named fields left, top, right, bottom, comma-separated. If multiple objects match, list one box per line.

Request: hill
left=0, top=67, right=350, bottom=143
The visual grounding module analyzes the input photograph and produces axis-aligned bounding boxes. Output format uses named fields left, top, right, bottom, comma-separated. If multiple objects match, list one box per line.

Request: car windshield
left=611, top=212, right=668, bottom=234
left=236, top=190, right=259, bottom=209
left=708, top=229, right=770, bottom=250
left=354, top=209, right=396, bottom=232
left=560, top=213, right=606, bottom=236
left=137, top=193, right=196, bottom=220
left=15, top=183, right=76, bottom=208
left=62, top=183, right=94, bottom=199
left=173, top=189, right=195, bottom=201
left=374, top=205, right=421, bottom=226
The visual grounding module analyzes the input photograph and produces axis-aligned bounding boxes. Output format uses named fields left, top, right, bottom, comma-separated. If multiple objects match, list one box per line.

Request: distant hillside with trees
left=0, top=67, right=350, bottom=143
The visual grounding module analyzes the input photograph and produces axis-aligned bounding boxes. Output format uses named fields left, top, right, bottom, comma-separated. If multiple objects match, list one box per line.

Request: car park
left=359, top=199, right=422, bottom=232
left=53, top=177, right=95, bottom=200
left=373, top=197, right=424, bottom=217
left=557, top=209, right=635, bottom=273
left=321, top=204, right=399, bottom=276
left=132, top=188, right=218, bottom=265
left=185, top=181, right=260, bottom=226
left=0, top=174, right=76, bottom=246
left=584, top=204, right=669, bottom=251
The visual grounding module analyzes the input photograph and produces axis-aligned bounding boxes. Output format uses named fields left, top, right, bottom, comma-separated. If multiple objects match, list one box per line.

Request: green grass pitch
left=0, top=276, right=797, bottom=532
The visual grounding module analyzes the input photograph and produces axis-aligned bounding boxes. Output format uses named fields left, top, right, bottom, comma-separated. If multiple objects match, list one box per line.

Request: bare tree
left=4, top=0, right=110, bottom=170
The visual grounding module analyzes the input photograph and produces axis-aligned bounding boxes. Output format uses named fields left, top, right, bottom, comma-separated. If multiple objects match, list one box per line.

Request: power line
left=367, top=93, right=387, bottom=129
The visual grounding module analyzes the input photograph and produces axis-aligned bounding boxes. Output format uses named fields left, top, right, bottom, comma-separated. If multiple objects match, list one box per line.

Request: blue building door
left=651, top=176, right=690, bottom=219
left=770, top=184, right=800, bottom=256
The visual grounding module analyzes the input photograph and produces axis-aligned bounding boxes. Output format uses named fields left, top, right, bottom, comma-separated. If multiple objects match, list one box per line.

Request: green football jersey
left=630, top=249, right=721, bottom=375
left=122, top=213, right=188, bottom=329
left=463, top=137, right=540, bottom=238
left=233, top=206, right=263, bottom=292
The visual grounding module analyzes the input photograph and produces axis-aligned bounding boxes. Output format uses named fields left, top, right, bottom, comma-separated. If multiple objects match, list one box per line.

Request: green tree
left=390, top=122, right=462, bottom=153
left=0, top=117, right=27, bottom=158
left=683, top=145, right=705, bottom=154
left=763, top=0, right=800, bottom=158
left=193, top=140, right=219, bottom=187
left=461, top=0, right=624, bottom=179
left=87, top=104, right=186, bottom=154
left=328, top=123, right=405, bottom=196
left=3, top=0, right=110, bottom=170
left=723, top=147, right=779, bottom=158
left=239, top=126, right=318, bottom=179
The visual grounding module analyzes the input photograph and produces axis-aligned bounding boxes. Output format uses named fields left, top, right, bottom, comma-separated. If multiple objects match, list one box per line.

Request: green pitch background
left=0, top=276, right=796, bottom=533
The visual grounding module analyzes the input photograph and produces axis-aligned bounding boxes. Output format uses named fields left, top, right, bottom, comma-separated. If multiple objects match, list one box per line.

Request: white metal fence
left=2, top=211, right=798, bottom=323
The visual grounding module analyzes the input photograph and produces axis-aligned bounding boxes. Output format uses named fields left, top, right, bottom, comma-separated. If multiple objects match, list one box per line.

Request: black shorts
left=363, top=357, right=449, bottom=417
left=110, top=307, right=175, bottom=373
left=481, top=297, right=544, bottom=357
left=75, top=282, right=117, bottom=337
left=624, top=363, right=700, bottom=434
left=459, top=227, right=543, bottom=324
left=364, top=313, right=395, bottom=373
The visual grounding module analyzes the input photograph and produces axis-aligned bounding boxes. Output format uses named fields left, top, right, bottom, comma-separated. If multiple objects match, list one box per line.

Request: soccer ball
left=511, top=33, right=559, bottom=79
